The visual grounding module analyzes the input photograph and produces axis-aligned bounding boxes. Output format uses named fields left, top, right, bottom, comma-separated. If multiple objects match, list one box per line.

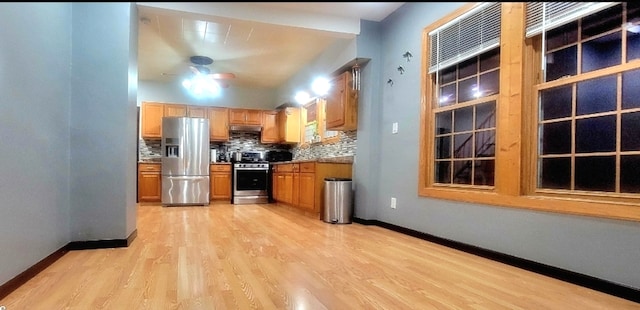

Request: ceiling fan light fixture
left=193, top=65, right=210, bottom=75
left=183, top=74, right=221, bottom=98
left=190, top=55, right=213, bottom=66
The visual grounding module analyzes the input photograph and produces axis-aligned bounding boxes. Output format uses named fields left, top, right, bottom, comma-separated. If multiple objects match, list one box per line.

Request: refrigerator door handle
left=164, top=176, right=209, bottom=180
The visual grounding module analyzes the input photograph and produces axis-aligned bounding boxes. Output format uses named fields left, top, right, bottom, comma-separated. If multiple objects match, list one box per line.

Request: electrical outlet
left=392, top=122, right=398, bottom=134
left=390, top=197, right=397, bottom=209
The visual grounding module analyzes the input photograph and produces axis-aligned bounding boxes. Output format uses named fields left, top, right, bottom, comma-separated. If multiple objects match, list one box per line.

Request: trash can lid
left=325, top=177, right=352, bottom=181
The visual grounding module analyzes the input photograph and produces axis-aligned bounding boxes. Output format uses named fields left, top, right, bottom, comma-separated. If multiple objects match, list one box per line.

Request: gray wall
left=276, top=37, right=358, bottom=107
left=354, top=2, right=640, bottom=290
left=138, top=80, right=277, bottom=109
left=0, top=3, right=72, bottom=285
left=352, top=20, right=383, bottom=221
left=0, top=2, right=138, bottom=286
left=70, top=3, right=137, bottom=242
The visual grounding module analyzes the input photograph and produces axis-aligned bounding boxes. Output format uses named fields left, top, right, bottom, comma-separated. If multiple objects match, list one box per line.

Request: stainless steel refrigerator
left=161, top=117, right=210, bottom=206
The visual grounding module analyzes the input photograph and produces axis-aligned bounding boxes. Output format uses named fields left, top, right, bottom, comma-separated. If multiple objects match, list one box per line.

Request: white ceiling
left=136, top=2, right=404, bottom=89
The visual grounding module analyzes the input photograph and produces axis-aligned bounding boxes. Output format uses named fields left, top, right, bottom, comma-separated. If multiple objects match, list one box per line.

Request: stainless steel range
left=231, top=151, right=269, bottom=204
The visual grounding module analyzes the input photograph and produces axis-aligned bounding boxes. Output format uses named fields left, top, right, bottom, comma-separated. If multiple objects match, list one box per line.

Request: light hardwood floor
left=1, top=203, right=638, bottom=309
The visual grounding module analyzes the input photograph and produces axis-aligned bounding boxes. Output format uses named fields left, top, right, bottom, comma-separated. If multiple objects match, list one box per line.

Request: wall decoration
left=387, top=79, right=394, bottom=86
left=397, top=66, right=405, bottom=75
left=402, top=51, right=413, bottom=62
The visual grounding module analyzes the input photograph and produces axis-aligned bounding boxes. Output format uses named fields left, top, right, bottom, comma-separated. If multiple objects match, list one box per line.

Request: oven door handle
left=234, top=167, right=269, bottom=171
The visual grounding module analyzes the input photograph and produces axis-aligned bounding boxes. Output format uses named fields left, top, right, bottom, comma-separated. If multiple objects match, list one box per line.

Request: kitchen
left=135, top=3, right=363, bottom=216
left=137, top=96, right=357, bottom=218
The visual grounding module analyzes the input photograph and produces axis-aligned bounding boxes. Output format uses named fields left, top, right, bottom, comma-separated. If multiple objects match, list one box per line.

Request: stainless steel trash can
left=323, top=178, right=353, bottom=224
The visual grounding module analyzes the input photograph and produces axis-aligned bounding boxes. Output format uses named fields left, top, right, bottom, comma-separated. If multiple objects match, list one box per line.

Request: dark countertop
left=272, top=156, right=354, bottom=164
left=138, top=160, right=232, bottom=164
left=139, top=158, right=353, bottom=164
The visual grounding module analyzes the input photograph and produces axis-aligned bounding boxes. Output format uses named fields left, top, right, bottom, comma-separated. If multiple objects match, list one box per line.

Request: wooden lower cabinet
left=210, top=164, right=231, bottom=200
left=297, top=172, right=315, bottom=211
left=282, top=172, right=293, bottom=204
left=138, top=163, right=161, bottom=202
left=271, top=161, right=352, bottom=217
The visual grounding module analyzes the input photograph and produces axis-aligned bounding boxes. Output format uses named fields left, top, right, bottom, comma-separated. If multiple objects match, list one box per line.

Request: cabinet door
left=272, top=172, right=280, bottom=201
left=278, top=108, right=300, bottom=143
left=138, top=171, right=161, bottom=202
left=208, top=107, right=229, bottom=141
left=282, top=173, right=293, bottom=204
left=141, top=102, right=164, bottom=139
left=188, top=106, right=207, bottom=118
left=228, top=109, right=246, bottom=124
left=326, top=73, right=346, bottom=129
left=164, top=104, right=187, bottom=117
left=292, top=170, right=300, bottom=207
left=326, top=71, right=357, bottom=131
left=245, top=109, right=263, bottom=125
left=261, top=111, right=279, bottom=143
left=211, top=172, right=231, bottom=200
left=298, top=173, right=315, bottom=211
left=276, top=174, right=286, bottom=202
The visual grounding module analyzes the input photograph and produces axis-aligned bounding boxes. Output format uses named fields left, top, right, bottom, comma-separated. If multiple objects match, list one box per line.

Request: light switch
left=392, top=122, right=398, bottom=134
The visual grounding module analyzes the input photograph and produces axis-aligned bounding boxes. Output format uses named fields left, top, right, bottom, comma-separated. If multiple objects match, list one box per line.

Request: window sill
left=419, top=186, right=640, bottom=222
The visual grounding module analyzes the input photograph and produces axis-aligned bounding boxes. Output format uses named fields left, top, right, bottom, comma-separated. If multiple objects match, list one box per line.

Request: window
left=423, top=2, right=502, bottom=190
left=534, top=3, right=640, bottom=196
left=420, top=2, right=640, bottom=221
left=433, top=50, right=499, bottom=187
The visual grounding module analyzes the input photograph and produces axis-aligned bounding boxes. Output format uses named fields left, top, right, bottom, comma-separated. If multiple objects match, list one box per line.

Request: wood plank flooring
left=1, top=203, right=638, bottom=309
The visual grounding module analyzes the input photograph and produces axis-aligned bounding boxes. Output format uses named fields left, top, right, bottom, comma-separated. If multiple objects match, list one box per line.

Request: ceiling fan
left=187, top=55, right=235, bottom=88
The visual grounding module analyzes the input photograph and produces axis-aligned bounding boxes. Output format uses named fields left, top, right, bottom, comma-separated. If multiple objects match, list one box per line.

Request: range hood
left=229, top=124, right=262, bottom=132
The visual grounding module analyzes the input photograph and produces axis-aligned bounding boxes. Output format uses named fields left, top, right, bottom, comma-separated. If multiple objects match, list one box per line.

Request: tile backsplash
left=139, top=139, right=161, bottom=161
left=138, top=130, right=357, bottom=161
left=138, top=132, right=290, bottom=161
left=291, top=130, right=357, bottom=161
left=212, top=132, right=291, bottom=154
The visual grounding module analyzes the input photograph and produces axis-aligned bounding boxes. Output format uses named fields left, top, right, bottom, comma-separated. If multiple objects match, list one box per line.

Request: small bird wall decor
left=402, top=51, right=413, bottom=62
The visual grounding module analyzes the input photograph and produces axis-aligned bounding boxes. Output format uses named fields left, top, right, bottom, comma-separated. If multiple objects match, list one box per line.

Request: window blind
left=428, top=2, right=501, bottom=74
left=525, top=2, right=619, bottom=37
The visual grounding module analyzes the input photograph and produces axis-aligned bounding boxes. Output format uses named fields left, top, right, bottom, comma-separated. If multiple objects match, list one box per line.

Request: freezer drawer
left=161, top=176, right=210, bottom=206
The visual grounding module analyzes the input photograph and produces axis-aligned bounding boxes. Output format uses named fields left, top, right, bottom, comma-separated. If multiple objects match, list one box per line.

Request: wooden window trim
left=419, top=2, right=640, bottom=222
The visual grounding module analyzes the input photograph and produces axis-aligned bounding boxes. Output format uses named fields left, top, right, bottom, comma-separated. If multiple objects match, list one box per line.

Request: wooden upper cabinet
left=326, top=71, right=358, bottom=131
left=228, top=109, right=245, bottom=124
left=141, top=101, right=164, bottom=139
left=261, top=111, right=279, bottom=143
left=208, top=107, right=229, bottom=141
left=245, top=109, right=262, bottom=125
left=187, top=106, right=207, bottom=118
left=229, top=109, right=262, bottom=125
left=278, top=107, right=300, bottom=144
left=164, top=104, right=187, bottom=117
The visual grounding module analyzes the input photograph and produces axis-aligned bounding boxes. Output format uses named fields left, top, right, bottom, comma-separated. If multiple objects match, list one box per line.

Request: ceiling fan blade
left=208, top=72, right=236, bottom=80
